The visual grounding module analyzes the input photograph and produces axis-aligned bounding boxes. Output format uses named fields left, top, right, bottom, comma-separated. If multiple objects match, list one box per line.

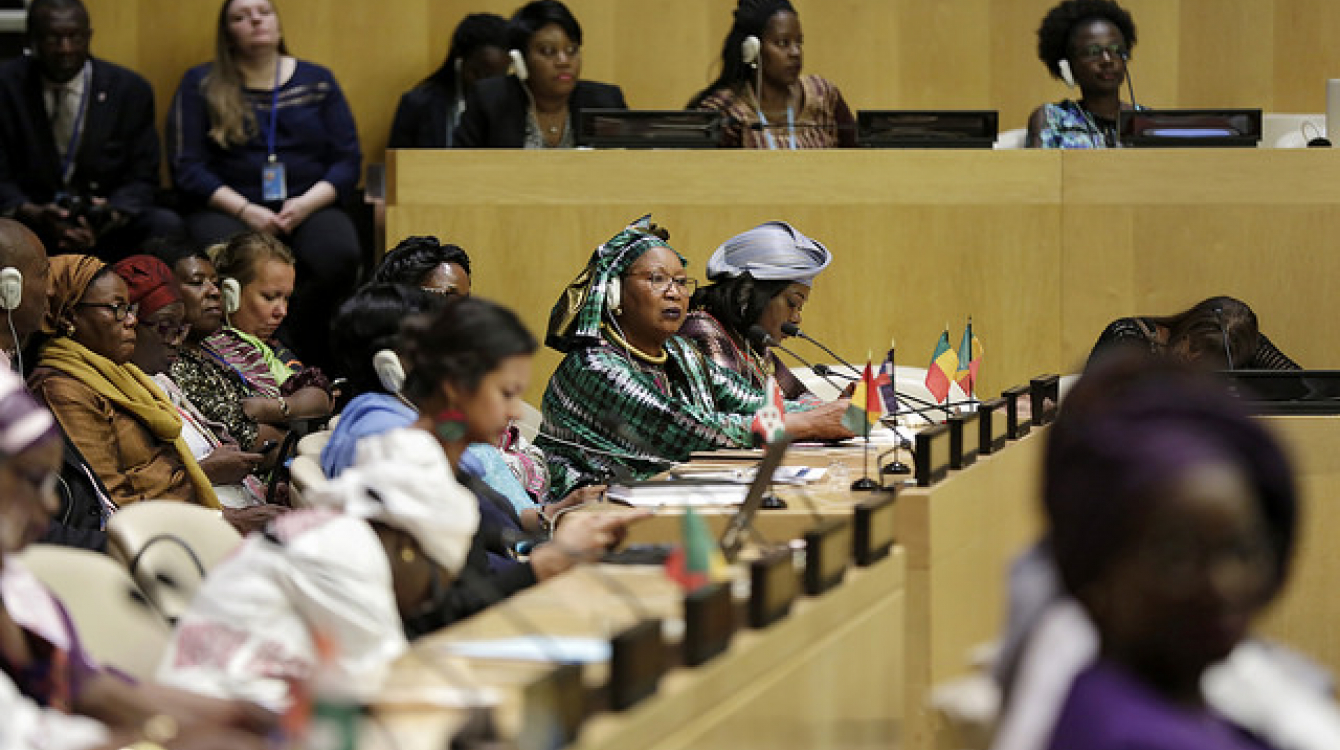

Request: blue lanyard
left=264, top=58, right=281, bottom=161
left=757, top=105, right=797, bottom=150
left=58, top=65, right=92, bottom=185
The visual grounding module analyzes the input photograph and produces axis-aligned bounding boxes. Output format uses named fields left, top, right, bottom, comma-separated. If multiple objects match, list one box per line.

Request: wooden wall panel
left=71, top=0, right=1340, bottom=167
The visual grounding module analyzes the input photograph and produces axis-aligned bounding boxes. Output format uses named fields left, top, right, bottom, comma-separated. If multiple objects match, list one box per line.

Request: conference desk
left=366, top=550, right=906, bottom=750
left=386, top=148, right=1340, bottom=406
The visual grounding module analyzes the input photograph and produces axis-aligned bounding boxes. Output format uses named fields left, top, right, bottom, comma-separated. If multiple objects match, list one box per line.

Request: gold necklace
left=602, top=323, right=668, bottom=364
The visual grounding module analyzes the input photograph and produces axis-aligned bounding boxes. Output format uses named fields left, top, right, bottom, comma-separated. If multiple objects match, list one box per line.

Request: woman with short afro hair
left=1026, top=0, right=1139, bottom=148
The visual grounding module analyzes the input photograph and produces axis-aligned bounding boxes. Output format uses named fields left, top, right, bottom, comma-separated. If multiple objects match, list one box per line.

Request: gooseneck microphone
left=1213, top=306, right=1234, bottom=371
left=780, top=323, right=863, bottom=378
left=748, top=325, right=848, bottom=394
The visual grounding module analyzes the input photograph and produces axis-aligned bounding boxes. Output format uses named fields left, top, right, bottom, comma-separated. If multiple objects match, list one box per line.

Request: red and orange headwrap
left=112, top=255, right=181, bottom=319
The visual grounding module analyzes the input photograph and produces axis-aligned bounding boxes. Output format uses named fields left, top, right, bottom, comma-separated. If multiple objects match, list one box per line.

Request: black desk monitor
left=1222, top=370, right=1340, bottom=415
left=1119, top=108, right=1262, bottom=148
left=858, top=110, right=998, bottom=149
left=578, top=109, right=721, bottom=149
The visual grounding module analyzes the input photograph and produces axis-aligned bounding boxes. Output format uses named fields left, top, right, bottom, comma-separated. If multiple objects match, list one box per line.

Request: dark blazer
left=388, top=82, right=457, bottom=149
left=454, top=75, right=627, bottom=148
left=0, top=55, right=161, bottom=216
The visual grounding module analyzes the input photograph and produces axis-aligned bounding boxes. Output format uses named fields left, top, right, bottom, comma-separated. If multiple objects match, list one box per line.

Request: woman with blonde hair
left=167, top=0, right=361, bottom=368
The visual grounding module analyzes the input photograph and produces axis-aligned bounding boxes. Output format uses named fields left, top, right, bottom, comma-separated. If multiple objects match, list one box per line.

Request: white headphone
left=0, top=267, right=22, bottom=311
left=372, top=349, right=406, bottom=394
left=606, top=277, right=622, bottom=315
left=221, top=277, right=241, bottom=316
left=1058, top=59, right=1077, bottom=89
left=741, top=35, right=761, bottom=66
left=509, top=49, right=529, bottom=81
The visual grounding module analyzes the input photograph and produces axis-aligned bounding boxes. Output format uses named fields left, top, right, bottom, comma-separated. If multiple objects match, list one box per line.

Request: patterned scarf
left=201, top=327, right=291, bottom=398
left=545, top=215, right=685, bottom=353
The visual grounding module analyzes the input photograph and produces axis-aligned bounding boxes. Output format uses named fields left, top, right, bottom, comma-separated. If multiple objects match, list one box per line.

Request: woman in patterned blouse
left=687, top=0, right=855, bottom=149
left=1026, top=0, right=1140, bottom=149
left=538, top=217, right=851, bottom=498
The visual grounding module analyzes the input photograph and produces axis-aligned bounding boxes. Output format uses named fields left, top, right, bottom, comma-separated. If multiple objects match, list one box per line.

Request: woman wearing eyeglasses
left=454, top=0, right=625, bottom=149
left=112, top=256, right=282, bottom=531
left=1026, top=0, right=1139, bottom=149
left=26, top=255, right=221, bottom=512
left=539, top=217, right=851, bottom=498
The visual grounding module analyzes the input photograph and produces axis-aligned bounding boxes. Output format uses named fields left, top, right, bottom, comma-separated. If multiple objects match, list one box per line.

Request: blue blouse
left=167, top=60, right=361, bottom=206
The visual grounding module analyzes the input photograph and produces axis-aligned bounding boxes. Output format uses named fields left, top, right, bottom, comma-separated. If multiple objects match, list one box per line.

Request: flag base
left=850, top=476, right=880, bottom=491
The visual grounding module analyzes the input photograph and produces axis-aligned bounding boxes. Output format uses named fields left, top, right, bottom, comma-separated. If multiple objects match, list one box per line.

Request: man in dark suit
left=0, top=0, right=182, bottom=261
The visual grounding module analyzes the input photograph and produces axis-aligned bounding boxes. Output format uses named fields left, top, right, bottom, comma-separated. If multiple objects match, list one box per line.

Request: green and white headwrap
left=545, top=215, right=686, bottom=353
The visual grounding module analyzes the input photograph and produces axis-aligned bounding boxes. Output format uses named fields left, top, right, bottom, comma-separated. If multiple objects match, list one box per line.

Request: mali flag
left=954, top=320, right=984, bottom=396
left=665, top=507, right=728, bottom=591
left=925, top=329, right=959, bottom=403
left=842, top=359, right=886, bottom=438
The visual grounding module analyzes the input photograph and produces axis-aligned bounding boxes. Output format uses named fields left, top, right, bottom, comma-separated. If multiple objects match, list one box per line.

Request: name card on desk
left=683, top=582, right=735, bottom=667
left=608, top=619, right=665, bottom=711
left=518, top=663, right=585, bottom=750
left=1002, top=385, right=1033, bottom=439
left=804, top=519, right=852, bottom=596
left=978, top=397, right=1009, bottom=455
left=948, top=412, right=980, bottom=469
left=1030, top=374, right=1060, bottom=426
left=854, top=493, right=896, bottom=566
left=749, top=549, right=797, bottom=629
left=915, top=423, right=952, bottom=487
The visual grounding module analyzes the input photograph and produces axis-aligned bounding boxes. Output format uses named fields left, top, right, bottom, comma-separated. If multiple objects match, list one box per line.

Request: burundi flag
left=955, top=320, right=984, bottom=397
left=751, top=376, right=787, bottom=445
left=842, top=359, right=886, bottom=438
left=665, top=507, right=728, bottom=591
left=925, top=328, right=959, bottom=403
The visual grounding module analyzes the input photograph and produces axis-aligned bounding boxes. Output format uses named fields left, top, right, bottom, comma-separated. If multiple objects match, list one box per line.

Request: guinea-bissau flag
left=841, top=358, right=885, bottom=438
left=925, top=328, right=959, bottom=403
left=954, top=319, right=984, bottom=397
left=665, top=507, right=728, bottom=591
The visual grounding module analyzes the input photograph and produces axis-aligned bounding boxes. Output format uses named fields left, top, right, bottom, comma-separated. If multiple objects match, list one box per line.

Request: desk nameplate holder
left=517, top=662, right=586, bottom=750
left=947, top=411, right=980, bottom=470
left=977, top=397, right=1008, bottom=455
left=608, top=619, right=665, bottom=711
left=682, top=582, right=735, bottom=667
left=914, top=422, right=952, bottom=487
left=1002, top=385, right=1033, bottom=439
left=748, top=549, right=797, bottom=628
left=1030, top=374, right=1060, bottom=426
left=803, top=518, right=852, bottom=596
left=853, top=493, right=896, bottom=566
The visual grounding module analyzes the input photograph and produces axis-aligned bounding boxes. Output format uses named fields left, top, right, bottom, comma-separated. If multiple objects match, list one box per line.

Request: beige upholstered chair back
left=105, top=502, right=243, bottom=623
left=16, top=544, right=171, bottom=681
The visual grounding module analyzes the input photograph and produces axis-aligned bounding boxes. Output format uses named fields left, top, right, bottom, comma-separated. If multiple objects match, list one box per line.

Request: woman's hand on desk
left=785, top=399, right=856, bottom=441
left=530, top=510, right=651, bottom=581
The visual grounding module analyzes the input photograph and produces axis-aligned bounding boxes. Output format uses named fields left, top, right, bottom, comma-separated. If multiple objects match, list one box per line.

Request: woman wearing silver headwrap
left=682, top=221, right=831, bottom=401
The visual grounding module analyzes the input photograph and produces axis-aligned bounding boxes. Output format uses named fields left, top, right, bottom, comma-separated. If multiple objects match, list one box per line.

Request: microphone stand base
left=850, top=476, right=880, bottom=491
left=881, top=461, right=911, bottom=475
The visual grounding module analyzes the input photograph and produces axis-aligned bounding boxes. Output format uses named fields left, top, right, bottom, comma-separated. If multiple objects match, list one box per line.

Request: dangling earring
left=400, top=545, right=417, bottom=563
left=61, top=322, right=75, bottom=337
left=433, top=407, right=468, bottom=442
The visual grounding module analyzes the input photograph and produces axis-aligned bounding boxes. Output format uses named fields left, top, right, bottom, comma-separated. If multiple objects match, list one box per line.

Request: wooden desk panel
left=1256, top=416, right=1340, bottom=681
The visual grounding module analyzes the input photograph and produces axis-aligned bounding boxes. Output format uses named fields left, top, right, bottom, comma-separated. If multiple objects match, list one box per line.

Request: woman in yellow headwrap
left=27, top=254, right=219, bottom=514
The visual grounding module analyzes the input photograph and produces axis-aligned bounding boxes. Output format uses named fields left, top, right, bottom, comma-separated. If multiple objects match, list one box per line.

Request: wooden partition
left=387, top=148, right=1340, bottom=404
left=386, top=149, right=1063, bottom=404
left=78, top=0, right=1340, bottom=166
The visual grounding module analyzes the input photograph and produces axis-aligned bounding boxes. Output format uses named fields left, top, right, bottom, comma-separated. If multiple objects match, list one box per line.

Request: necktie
left=51, top=84, right=77, bottom=161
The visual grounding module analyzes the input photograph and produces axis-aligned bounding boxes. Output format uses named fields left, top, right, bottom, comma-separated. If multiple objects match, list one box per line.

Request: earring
left=399, top=545, right=417, bottom=563
left=61, top=322, right=75, bottom=337
left=433, top=407, right=468, bottom=442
